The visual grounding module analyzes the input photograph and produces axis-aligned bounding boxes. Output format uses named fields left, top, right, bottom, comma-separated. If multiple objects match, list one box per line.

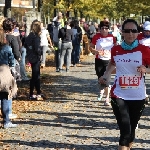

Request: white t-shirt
left=111, top=44, right=150, bottom=100
left=96, top=36, right=114, bottom=60
left=40, top=28, right=49, bottom=46
left=138, top=33, right=150, bottom=47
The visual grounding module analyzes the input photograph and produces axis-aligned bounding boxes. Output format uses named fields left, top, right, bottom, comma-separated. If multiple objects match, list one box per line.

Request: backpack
left=72, top=26, right=82, bottom=45
left=53, top=21, right=62, bottom=42
left=24, top=33, right=40, bottom=63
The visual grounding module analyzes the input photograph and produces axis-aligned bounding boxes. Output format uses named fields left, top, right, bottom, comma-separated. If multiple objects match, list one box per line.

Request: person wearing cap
left=89, top=21, right=117, bottom=106
left=137, top=21, right=150, bottom=105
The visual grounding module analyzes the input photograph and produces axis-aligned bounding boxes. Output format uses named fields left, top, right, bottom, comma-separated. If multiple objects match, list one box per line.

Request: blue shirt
left=0, top=45, right=15, bottom=67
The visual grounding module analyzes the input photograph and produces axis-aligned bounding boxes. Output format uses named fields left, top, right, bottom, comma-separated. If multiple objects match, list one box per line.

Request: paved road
left=0, top=55, right=150, bottom=150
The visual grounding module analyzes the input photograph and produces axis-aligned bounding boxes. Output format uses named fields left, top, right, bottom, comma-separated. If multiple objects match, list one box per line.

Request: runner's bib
left=119, top=75, right=141, bottom=89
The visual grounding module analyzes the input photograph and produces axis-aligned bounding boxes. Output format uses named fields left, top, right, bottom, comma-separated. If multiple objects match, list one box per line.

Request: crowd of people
left=0, top=12, right=150, bottom=150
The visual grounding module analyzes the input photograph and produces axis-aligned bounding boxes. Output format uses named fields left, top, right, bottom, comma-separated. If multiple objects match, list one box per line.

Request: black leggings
left=95, top=58, right=109, bottom=79
left=30, top=61, right=41, bottom=96
left=111, top=98, right=145, bottom=147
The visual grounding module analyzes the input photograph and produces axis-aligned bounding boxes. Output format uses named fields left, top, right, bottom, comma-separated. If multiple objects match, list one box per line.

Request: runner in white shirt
left=99, top=19, right=150, bottom=150
left=90, top=21, right=116, bottom=106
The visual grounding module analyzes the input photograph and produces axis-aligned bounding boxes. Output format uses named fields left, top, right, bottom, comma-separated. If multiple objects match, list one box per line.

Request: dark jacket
left=6, top=34, right=21, bottom=60
left=74, top=26, right=82, bottom=43
left=24, top=32, right=41, bottom=63
left=58, top=27, right=73, bottom=43
left=20, top=30, right=26, bottom=46
left=25, top=32, right=41, bottom=55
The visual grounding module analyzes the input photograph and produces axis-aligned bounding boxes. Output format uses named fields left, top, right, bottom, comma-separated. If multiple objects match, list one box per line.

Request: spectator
left=72, top=20, right=82, bottom=67
left=138, top=23, right=143, bottom=33
left=25, top=20, right=43, bottom=100
left=58, top=21, right=73, bottom=72
left=3, top=18, right=21, bottom=119
left=0, top=25, right=18, bottom=128
left=40, top=22, right=53, bottom=68
left=19, top=24, right=30, bottom=81
left=52, top=16, right=63, bottom=72
left=88, top=22, right=96, bottom=41
left=112, top=25, right=122, bottom=45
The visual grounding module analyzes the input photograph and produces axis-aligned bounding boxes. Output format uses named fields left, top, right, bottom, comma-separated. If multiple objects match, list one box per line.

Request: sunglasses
left=122, top=29, right=138, bottom=33
left=101, top=27, right=109, bottom=30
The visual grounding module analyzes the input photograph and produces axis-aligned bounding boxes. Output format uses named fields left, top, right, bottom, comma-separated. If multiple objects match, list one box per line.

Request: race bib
left=119, top=75, right=140, bottom=89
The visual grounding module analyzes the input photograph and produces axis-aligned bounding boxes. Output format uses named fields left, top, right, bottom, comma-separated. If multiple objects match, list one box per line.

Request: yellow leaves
left=63, top=102, right=74, bottom=109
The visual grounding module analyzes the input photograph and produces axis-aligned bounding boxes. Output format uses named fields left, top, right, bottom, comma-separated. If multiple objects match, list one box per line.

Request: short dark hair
left=2, top=18, right=14, bottom=32
left=64, top=21, right=69, bottom=26
left=74, top=20, right=79, bottom=26
left=122, top=19, right=138, bottom=30
left=99, top=21, right=110, bottom=29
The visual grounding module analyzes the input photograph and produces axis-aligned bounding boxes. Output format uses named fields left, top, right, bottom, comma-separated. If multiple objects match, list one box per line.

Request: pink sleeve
left=91, top=35, right=97, bottom=45
left=111, top=46, right=116, bottom=64
left=143, top=46, right=150, bottom=65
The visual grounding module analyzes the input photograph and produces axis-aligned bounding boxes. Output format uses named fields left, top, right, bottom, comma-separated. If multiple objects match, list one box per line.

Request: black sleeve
left=6, top=35, right=21, bottom=60
left=78, top=27, right=82, bottom=41
left=58, top=29, right=62, bottom=39
left=33, top=36, right=40, bottom=54
left=71, top=30, right=74, bottom=41
left=17, top=35, right=22, bottom=48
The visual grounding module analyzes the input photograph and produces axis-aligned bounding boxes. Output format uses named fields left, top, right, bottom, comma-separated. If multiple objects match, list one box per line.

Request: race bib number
left=119, top=75, right=140, bottom=89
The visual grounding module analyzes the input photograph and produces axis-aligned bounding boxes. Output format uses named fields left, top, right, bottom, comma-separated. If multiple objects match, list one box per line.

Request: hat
left=144, top=25, right=150, bottom=31
left=143, top=21, right=150, bottom=30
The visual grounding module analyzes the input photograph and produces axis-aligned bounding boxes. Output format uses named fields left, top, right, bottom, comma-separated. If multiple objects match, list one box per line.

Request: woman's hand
left=137, top=65, right=146, bottom=73
left=96, top=49, right=104, bottom=56
left=98, top=76, right=107, bottom=84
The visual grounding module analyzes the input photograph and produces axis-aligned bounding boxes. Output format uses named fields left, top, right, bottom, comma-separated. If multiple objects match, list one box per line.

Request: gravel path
left=0, top=55, right=150, bottom=150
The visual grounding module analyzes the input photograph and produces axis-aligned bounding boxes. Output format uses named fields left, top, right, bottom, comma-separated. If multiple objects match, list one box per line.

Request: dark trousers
left=72, top=44, right=80, bottom=65
left=111, top=98, right=145, bottom=147
left=30, top=61, right=41, bottom=96
left=95, top=58, right=109, bottom=79
left=54, top=41, right=61, bottom=69
left=0, top=92, right=10, bottom=124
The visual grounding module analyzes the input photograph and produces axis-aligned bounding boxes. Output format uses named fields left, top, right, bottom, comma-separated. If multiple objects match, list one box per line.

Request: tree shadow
left=0, top=139, right=118, bottom=149
left=16, top=73, right=99, bottom=103
left=0, top=139, right=149, bottom=149
left=14, top=110, right=119, bottom=130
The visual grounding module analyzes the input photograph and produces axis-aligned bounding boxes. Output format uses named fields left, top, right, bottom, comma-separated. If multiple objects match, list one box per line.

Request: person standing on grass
left=99, top=19, right=150, bottom=150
